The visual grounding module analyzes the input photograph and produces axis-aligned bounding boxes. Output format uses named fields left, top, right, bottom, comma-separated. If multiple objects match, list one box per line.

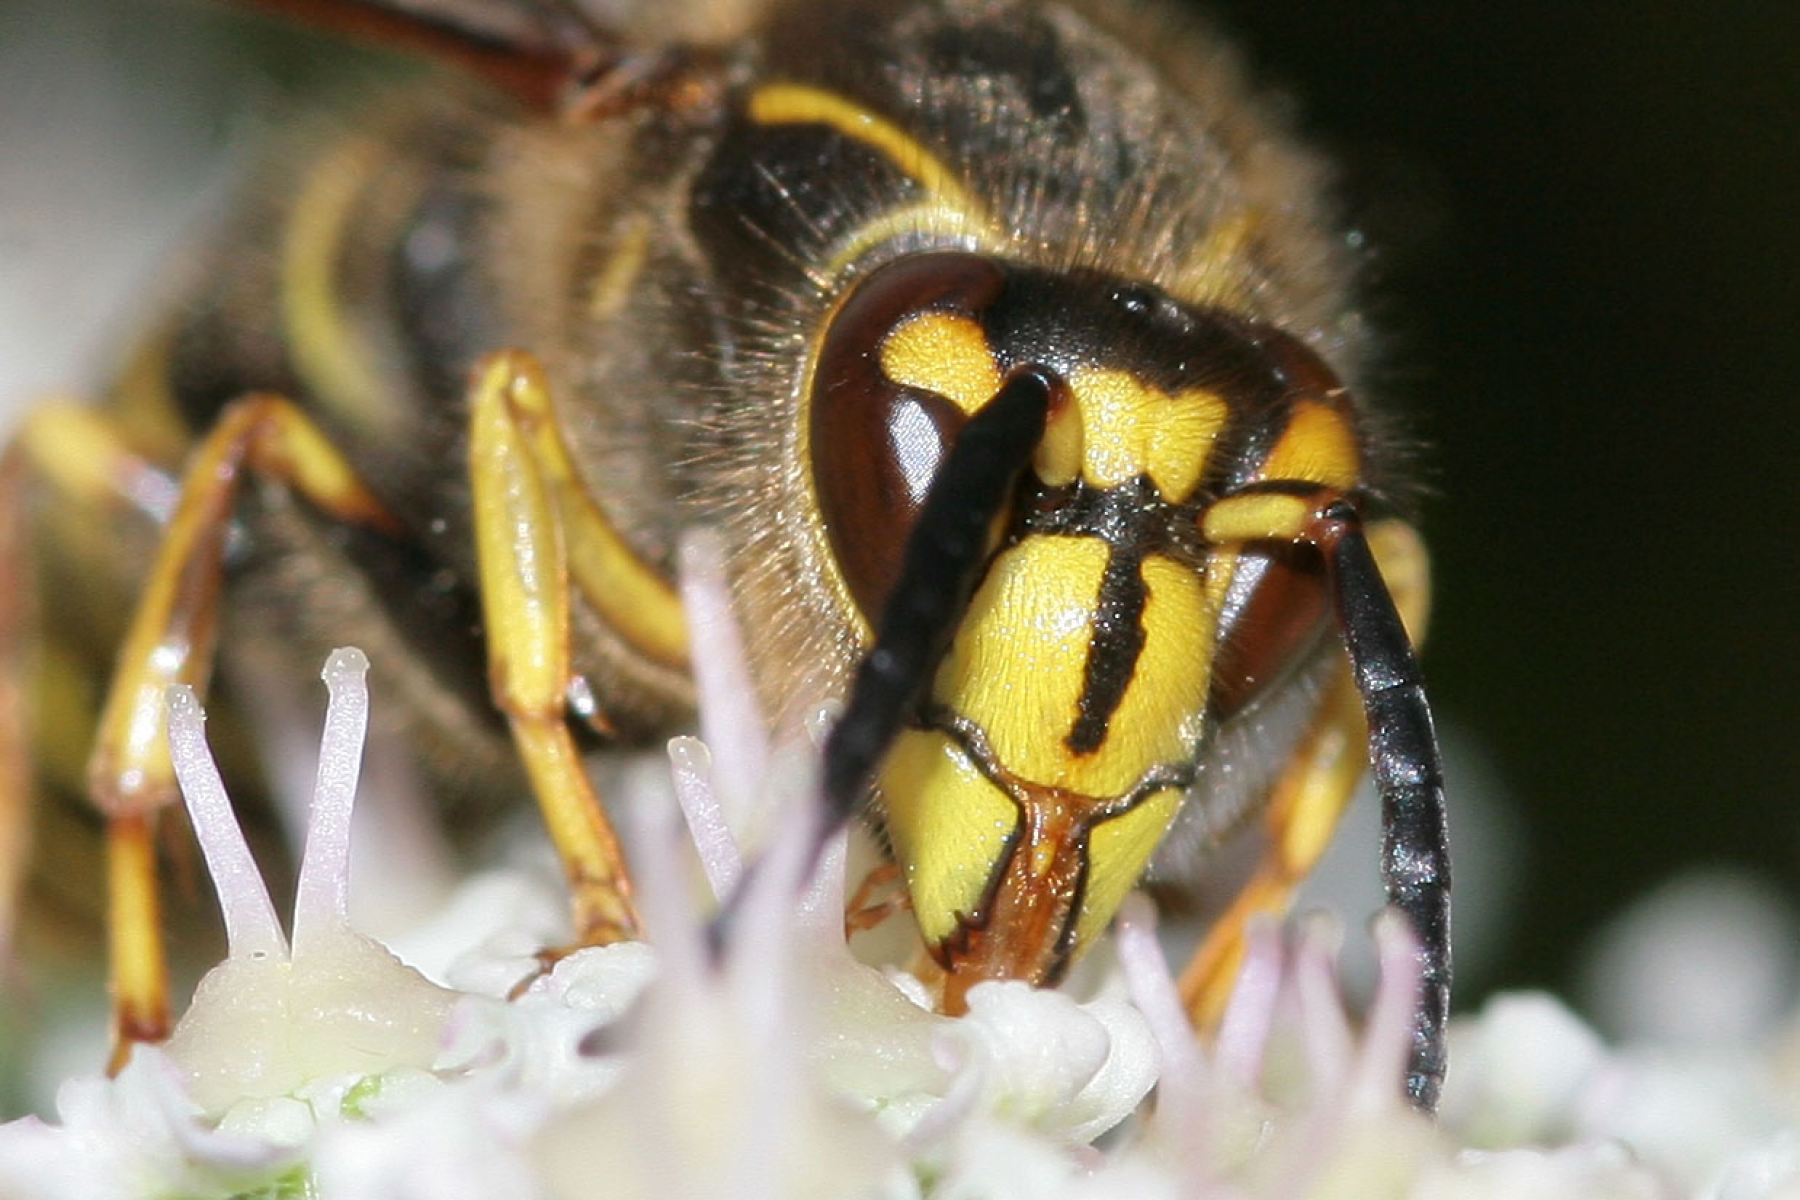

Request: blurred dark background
left=1199, top=0, right=1800, bottom=999
left=2, top=0, right=1795, bottom=1012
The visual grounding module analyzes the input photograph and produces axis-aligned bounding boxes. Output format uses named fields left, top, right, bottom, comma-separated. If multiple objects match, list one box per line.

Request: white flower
left=160, top=648, right=457, bottom=1120
left=1440, top=992, right=1607, bottom=1147
left=5, top=531, right=1799, bottom=1199
left=0, top=1049, right=302, bottom=1199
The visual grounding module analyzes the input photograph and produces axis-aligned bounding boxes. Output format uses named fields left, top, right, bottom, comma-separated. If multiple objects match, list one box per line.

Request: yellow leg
left=2, top=402, right=186, bottom=1045
left=11, top=358, right=678, bottom=1056
left=77, top=394, right=398, bottom=1065
left=104, top=813, right=165, bottom=1071
left=1180, top=519, right=1431, bottom=1026
left=469, top=351, right=691, bottom=945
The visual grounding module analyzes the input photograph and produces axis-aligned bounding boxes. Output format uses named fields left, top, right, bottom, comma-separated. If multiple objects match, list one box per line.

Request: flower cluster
left=1, top=537, right=1794, bottom=1199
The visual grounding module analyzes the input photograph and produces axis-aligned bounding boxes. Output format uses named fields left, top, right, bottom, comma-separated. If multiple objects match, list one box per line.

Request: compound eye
left=1209, top=546, right=1332, bottom=722
left=809, top=252, right=1009, bottom=621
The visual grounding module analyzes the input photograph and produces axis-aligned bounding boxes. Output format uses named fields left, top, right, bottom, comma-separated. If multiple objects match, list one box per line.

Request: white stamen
left=1294, top=912, right=1355, bottom=1094
left=668, top=736, right=743, bottom=900
left=678, top=529, right=768, bottom=836
left=1215, top=919, right=1283, bottom=1089
left=1115, top=894, right=1209, bottom=1146
left=793, top=822, right=848, bottom=940
left=165, top=684, right=286, bottom=961
left=726, top=799, right=816, bottom=1200
left=1350, top=909, right=1425, bottom=1115
left=629, top=796, right=707, bottom=990
left=730, top=784, right=817, bottom=988
left=162, top=650, right=454, bottom=1116
left=292, top=647, right=369, bottom=954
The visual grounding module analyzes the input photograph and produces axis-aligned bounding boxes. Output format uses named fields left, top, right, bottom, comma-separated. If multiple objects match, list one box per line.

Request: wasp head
left=805, top=251, right=1365, bottom=1005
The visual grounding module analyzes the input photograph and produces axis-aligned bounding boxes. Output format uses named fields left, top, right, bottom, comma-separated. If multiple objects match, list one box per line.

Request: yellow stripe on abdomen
left=748, top=83, right=977, bottom=214
left=281, top=134, right=400, bottom=439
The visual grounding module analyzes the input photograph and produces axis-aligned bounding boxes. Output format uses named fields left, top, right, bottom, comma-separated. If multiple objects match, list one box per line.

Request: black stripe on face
left=1065, top=544, right=1148, bottom=756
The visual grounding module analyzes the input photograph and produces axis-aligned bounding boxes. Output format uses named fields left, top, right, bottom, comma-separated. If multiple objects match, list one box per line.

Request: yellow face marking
left=877, top=325, right=1227, bottom=500
left=1201, top=492, right=1312, bottom=544
left=282, top=135, right=397, bottom=437
left=1068, top=369, right=1226, bottom=498
left=1071, top=786, right=1184, bottom=950
left=880, top=729, right=1019, bottom=947
left=938, top=536, right=1103, bottom=785
left=1150, top=388, right=1230, bottom=500
left=1034, top=396, right=1084, bottom=488
left=879, top=312, right=1002, bottom=415
left=1099, top=553, right=1219, bottom=778
left=894, top=542, right=1226, bottom=960
left=937, top=541, right=1216, bottom=798
left=749, top=83, right=979, bottom=216
left=1258, top=400, right=1361, bottom=491
left=1067, top=368, right=1157, bottom=489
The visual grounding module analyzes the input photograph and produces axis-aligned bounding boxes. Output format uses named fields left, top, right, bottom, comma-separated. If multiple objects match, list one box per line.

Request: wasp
left=0, top=0, right=1450, bottom=1109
